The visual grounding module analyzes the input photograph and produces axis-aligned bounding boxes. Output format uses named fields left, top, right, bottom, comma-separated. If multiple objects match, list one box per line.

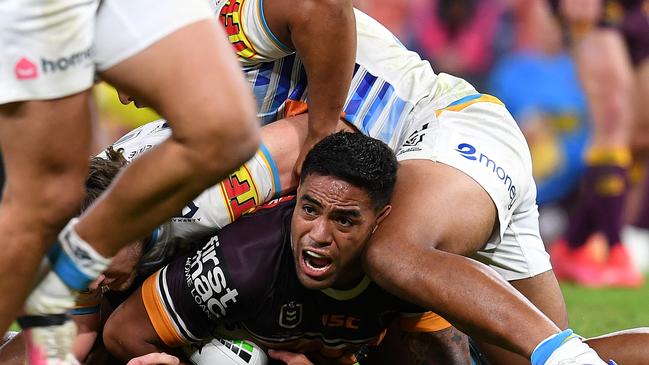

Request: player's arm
left=397, top=328, right=470, bottom=365
left=396, top=312, right=471, bottom=365
left=265, top=0, right=356, bottom=172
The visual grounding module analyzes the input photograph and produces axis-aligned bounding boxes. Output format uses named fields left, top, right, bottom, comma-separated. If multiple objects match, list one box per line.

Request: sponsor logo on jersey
left=14, top=57, right=38, bottom=80
left=173, top=201, right=202, bottom=223
left=455, top=142, right=518, bottom=210
left=322, top=314, right=360, bottom=329
left=219, top=0, right=257, bottom=59
left=279, top=301, right=302, bottom=329
left=220, top=165, right=259, bottom=222
left=185, top=236, right=239, bottom=319
left=402, top=123, right=428, bottom=147
left=41, top=47, right=92, bottom=74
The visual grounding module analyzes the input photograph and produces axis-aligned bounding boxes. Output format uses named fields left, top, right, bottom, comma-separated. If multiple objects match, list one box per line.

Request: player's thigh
left=573, top=29, right=634, bottom=143
left=0, top=92, right=92, bottom=208
left=585, top=328, right=649, bottom=364
left=377, top=159, right=497, bottom=256
left=95, top=0, right=256, bottom=141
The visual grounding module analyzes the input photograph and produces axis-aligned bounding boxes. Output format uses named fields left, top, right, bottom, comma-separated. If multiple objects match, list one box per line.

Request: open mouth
left=301, top=249, right=333, bottom=276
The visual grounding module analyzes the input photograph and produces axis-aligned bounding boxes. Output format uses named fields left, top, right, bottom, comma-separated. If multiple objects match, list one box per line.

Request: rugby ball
left=187, top=338, right=268, bottom=365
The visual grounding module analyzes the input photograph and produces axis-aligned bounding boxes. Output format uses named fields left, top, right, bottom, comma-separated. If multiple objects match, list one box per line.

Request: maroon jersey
left=141, top=198, right=450, bottom=364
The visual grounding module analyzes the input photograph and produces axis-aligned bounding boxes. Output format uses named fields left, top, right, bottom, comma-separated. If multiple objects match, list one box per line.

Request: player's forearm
left=290, top=0, right=356, bottom=140
left=402, top=328, right=471, bottom=365
left=364, top=246, right=559, bottom=358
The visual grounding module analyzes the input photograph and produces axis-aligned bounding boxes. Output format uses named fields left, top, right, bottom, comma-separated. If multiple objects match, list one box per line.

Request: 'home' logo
left=41, top=47, right=92, bottom=74
left=455, top=143, right=518, bottom=210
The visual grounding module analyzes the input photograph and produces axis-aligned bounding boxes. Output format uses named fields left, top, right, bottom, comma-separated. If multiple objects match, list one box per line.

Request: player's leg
left=0, top=0, right=97, bottom=333
left=562, top=29, right=640, bottom=286
left=78, top=0, right=259, bottom=257
left=585, top=328, right=649, bottom=365
left=26, top=0, right=260, bottom=321
left=363, top=159, right=559, bottom=358
left=0, top=93, right=93, bottom=332
left=0, top=97, right=93, bottom=365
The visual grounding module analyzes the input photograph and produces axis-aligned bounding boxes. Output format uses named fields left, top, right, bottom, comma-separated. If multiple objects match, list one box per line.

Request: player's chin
left=298, top=273, right=336, bottom=290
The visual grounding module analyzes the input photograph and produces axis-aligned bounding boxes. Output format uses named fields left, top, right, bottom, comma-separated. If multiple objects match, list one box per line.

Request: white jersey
left=99, top=119, right=280, bottom=269
left=208, top=1, right=549, bottom=280
left=0, top=0, right=212, bottom=103
left=212, top=0, right=476, bottom=144
left=103, top=4, right=548, bottom=281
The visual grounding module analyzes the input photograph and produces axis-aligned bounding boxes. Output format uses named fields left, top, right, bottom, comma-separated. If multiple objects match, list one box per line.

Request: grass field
left=561, top=275, right=649, bottom=337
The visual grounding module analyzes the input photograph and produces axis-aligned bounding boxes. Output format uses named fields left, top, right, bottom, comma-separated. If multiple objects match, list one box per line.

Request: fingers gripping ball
left=187, top=338, right=268, bottom=365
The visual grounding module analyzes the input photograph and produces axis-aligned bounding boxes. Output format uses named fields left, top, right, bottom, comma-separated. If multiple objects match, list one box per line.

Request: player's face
left=291, top=174, right=390, bottom=290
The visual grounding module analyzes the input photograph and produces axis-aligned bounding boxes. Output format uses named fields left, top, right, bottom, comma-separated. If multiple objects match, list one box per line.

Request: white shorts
left=396, top=94, right=551, bottom=280
left=0, top=0, right=212, bottom=103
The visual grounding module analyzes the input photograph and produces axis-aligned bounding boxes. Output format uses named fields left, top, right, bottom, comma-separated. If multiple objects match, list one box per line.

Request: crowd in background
left=1, top=0, right=648, bottom=286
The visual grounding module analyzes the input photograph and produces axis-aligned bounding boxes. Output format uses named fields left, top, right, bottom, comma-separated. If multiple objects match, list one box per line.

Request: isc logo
left=321, top=314, right=360, bottom=329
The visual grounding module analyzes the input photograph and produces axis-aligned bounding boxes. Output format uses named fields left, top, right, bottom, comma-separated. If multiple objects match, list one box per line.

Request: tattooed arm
left=401, top=326, right=471, bottom=365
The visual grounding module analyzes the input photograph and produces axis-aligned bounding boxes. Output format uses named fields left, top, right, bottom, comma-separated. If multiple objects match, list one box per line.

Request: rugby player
left=104, top=116, right=649, bottom=365
left=0, top=0, right=261, bottom=363
left=547, top=0, right=644, bottom=288
left=2, top=0, right=356, bottom=363
left=102, top=132, right=472, bottom=365
left=112, top=3, right=612, bottom=363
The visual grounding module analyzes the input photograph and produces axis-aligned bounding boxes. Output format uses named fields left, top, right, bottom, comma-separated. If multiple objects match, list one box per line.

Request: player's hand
left=126, top=352, right=180, bottom=365
left=268, top=349, right=314, bottom=365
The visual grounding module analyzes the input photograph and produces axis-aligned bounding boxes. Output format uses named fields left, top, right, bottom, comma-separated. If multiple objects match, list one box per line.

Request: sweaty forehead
left=299, top=174, right=371, bottom=209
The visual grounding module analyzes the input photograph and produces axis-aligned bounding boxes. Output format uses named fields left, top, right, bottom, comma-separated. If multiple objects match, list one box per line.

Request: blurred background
left=1, top=0, right=647, bottom=337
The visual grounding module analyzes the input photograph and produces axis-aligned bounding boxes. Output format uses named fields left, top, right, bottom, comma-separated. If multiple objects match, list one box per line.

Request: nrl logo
left=279, top=301, right=302, bottom=329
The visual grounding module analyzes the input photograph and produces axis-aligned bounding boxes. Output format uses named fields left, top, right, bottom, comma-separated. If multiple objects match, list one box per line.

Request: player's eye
left=302, top=205, right=316, bottom=216
left=337, top=217, right=352, bottom=227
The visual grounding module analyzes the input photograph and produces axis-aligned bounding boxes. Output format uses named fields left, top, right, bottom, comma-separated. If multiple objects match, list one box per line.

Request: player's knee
left=34, top=178, right=86, bottom=235
left=183, top=109, right=260, bottom=178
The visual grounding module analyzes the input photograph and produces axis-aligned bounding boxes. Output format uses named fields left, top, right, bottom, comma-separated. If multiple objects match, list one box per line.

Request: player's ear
left=373, top=205, right=392, bottom=233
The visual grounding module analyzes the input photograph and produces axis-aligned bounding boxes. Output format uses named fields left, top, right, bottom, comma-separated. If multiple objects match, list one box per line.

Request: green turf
left=560, top=275, right=649, bottom=338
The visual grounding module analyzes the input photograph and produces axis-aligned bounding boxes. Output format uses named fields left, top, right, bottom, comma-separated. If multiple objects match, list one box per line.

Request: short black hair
left=300, top=132, right=398, bottom=210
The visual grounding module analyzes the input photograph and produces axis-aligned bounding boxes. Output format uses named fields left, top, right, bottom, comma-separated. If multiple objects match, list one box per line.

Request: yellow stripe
left=585, top=147, right=632, bottom=167
left=141, top=271, right=186, bottom=347
left=435, top=94, right=504, bottom=117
